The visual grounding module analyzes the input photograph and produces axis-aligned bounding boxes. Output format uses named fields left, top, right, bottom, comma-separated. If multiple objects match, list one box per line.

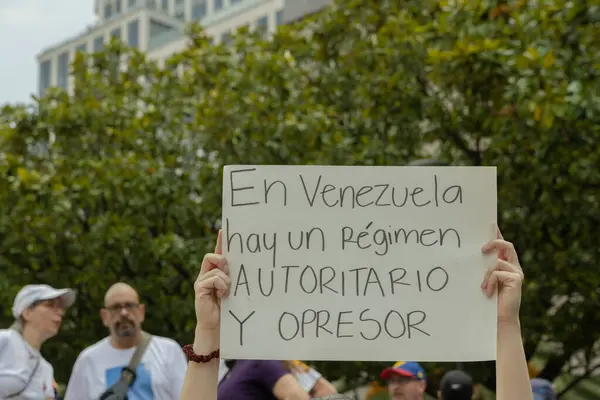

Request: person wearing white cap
left=0, top=284, right=76, bottom=399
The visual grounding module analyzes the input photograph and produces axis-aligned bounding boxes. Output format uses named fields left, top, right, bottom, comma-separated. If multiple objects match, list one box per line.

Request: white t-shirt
left=0, top=329, right=55, bottom=399
left=64, top=335, right=187, bottom=400
left=218, top=359, right=322, bottom=392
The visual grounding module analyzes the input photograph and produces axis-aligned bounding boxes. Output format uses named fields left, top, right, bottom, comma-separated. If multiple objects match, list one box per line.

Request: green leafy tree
left=1, top=0, right=598, bottom=397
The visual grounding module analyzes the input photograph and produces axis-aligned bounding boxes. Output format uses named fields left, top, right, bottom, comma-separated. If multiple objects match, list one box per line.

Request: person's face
left=100, top=287, right=145, bottom=340
left=388, top=375, right=426, bottom=400
left=22, top=297, right=66, bottom=339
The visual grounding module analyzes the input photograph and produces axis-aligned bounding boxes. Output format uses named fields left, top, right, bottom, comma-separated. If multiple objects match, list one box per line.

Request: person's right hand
left=481, top=226, right=524, bottom=324
left=194, top=230, right=231, bottom=332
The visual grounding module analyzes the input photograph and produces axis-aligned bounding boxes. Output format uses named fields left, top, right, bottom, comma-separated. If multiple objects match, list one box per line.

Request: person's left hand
left=481, top=226, right=524, bottom=324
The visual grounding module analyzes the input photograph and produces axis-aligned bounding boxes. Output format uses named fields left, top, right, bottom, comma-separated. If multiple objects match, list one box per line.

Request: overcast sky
left=0, top=0, right=96, bottom=106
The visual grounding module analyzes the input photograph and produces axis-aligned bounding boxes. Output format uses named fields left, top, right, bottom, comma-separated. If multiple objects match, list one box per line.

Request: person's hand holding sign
left=194, top=230, right=230, bottom=334
left=481, top=226, right=532, bottom=400
left=480, top=226, right=524, bottom=323
left=180, top=230, right=231, bottom=400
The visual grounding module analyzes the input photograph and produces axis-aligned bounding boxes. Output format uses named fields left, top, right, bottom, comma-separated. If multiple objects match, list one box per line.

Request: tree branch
left=415, top=74, right=481, bottom=164
left=557, top=364, right=600, bottom=397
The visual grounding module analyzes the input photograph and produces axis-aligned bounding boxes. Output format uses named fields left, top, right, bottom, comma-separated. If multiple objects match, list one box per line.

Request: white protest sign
left=220, top=165, right=497, bottom=362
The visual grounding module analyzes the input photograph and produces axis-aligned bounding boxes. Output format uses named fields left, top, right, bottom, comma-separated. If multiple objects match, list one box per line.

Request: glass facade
left=221, top=31, right=231, bottom=43
left=57, top=52, right=69, bottom=89
left=256, top=15, right=268, bottom=32
left=94, top=36, right=104, bottom=52
left=192, top=1, right=206, bottom=20
left=104, top=3, right=112, bottom=18
left=76, top=43, right=87, bottom=53
left=39, top=60, right=51, bottom=96
left=111, top=27, right=121, bottom=39
left=127, top=20, right=140, bottom=48
left=39, top=0, right=304, bottom=97
left=150, top=19, right=173, bottom=38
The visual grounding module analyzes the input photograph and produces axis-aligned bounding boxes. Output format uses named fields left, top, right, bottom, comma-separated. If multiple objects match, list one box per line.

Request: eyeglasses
left=105, top=302, right=140, bottom=313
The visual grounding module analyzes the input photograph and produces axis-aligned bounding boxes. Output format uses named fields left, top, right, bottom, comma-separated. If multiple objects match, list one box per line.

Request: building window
left=111, top=27, right=121, bottom=40
left=176, top=0, right=184, bottom=4
left=39, top=60, right=51, bottom=96
left=276, top=10, right=282, bottom=26
left=256, top=16, right=268, bottom=32
left=104, top=3, right=112, bottom=18
left=192, top=1, right=206, bottom=20
left=231, top=0, right=242, bottom=4
left=128, top=20, right=139, bottom=48
left=175, top=11, right=185, bottom=20
left=221, top=31, right=230, bottom=43
left=76, top=43, right=87, bottom=53
left=94, top=36, right=104, bottom=51
left=214, top=0, right=223, bottom=11
left=116, top=0, right=122, bottom=13
left=150, top=19, right=173, bottom=38
left=161, top=0, right=169, bottom=10
left=129, top=0, right=136, bottom=7
left=57, top=52, right=69, bottom=89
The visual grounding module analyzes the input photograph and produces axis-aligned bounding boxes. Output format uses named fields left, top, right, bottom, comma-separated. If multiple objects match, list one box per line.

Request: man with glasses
left=380, top=361, right=427, bottom=400
left=64, top=282, right=187, bottom=400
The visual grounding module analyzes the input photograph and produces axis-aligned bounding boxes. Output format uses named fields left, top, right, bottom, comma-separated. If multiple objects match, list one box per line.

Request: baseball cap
left=531, top=378, right=556, bottom=400
left=381, top=361, right=426, bottom=381
left=12, top=284, right=76, bottom=318
left=440, top=370, right=473, bottom=400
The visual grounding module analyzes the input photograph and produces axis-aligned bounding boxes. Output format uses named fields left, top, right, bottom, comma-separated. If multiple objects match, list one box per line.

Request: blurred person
left=285, top=360, right=337, bottom=397
left=380, top=361, right=427, bottom=400
left=52, top=380, right=59, bottom=399
left=531, top=378, right=556, bottom=400
left=217, top=358, right=310, bottom=399
left=64, top=282, right=187, bottom=400
left=438, top=370, right=474, bottom=400
left=178, top=227, right=534, bottom=400
left=0, top=284, right=76, bottom=399
left=218, top=358, right=337, bottom=399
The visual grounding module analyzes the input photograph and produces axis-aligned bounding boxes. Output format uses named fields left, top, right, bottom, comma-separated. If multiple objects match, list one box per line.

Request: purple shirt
left=218, top=360, right=289, bottom=400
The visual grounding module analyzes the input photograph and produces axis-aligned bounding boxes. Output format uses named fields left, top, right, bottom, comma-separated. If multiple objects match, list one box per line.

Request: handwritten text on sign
left=220, top=166, right=497, bottom=362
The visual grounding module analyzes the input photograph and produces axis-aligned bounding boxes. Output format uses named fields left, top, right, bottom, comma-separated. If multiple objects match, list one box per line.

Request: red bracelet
left=183, top=344, right=220, bottom=363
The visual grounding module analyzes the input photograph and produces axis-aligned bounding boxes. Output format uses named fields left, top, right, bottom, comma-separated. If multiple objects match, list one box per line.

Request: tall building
left=36, top=0, right=332, bottom=97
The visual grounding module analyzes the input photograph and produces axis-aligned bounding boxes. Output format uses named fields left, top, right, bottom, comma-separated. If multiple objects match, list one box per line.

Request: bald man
left=64, top=283, right=187, bottom=400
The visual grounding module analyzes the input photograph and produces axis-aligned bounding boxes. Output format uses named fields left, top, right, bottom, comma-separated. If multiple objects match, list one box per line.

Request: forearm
left=311, top=378, right=337, bottom=397
left=496, top=319, right=533, bottom=400
left=279, top=392, right=310, bottom=400
left=179, top=327, right=220, bottom=400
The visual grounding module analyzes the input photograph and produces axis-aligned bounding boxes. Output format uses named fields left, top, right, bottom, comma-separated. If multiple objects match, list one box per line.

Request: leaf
left=543, top=51, right=555, bottom=68
left=534, top=105, right=542, bottom=121
left=526, top=47, right=539, bottom=60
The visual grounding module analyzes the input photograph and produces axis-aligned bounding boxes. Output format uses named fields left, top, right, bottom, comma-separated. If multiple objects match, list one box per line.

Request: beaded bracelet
left=182, top=344, right=220, bottom=363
